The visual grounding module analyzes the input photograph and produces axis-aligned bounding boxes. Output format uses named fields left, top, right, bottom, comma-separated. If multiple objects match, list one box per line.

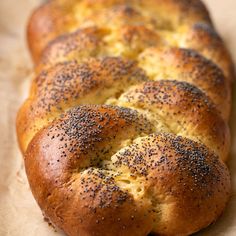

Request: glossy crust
left=25, top=105, right=231, bottom=236
left=28, top=0, right=212, bottom=62
left=17, top=58, right=230, bottom=159
left=108, top=80, right=230, bottom=161
left=139, top=47, right=231, bottom=120
left=28, top=0, right=234, bottom=82
left=183, top=22, right=235, bottom=80
left=17, top=58, right=148, bottom=152
left=36, top=28, right=231, bottom=119
left=17, top=0, right=234, bottom=235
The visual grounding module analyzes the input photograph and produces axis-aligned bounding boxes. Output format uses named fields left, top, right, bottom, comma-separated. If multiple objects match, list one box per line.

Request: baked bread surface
left=17, top=0, right=234, bottom=235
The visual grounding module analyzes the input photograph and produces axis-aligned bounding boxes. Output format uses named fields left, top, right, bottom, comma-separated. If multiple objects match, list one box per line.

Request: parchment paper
left=0, top=0, right=235, bottom=235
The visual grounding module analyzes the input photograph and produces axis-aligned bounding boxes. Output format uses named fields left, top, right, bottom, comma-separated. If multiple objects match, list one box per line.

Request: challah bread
left=17, top=57, right=230, bottom=158
left=28, top=0, right=234, bottom=81
left=38, top=39, right=231, bottom=119
left=28, top=0, right=212, bottom=62
left=25, top=105, right=230, bottom=236
left=17, top=0, right=234, bottom=235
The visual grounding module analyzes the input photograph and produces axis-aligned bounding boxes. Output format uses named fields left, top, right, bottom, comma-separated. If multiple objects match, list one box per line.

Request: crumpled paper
left=0, top=0, right=235, bottom=235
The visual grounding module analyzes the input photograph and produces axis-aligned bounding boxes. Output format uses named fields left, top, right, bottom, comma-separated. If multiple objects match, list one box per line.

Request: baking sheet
left=0, top=0, right=235, bottom=235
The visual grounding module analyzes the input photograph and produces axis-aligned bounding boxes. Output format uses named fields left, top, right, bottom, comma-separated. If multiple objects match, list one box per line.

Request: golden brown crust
left=25, top=106, right=230, bottom=236
left=38, top=38, right=231, bottom=119
left=138, top=47, right=231, bottom=120
left=37, top=25, right=161, bottom=72
left=17, top=56, right=230, bottom=159
left=183, top=22, right=235, bottom=81
left=27, top=1, right=76, bottom=63
left=17, top=58, right=148, bottom=152
left=28, top=0, right=212, bottom=62
left=17, top=0, right=234, bottom=235
left=28, top=0, right=234, bottom=82
left=34, top=24, right=232, bottom=120
left=108, top=80, right=230, bottom=161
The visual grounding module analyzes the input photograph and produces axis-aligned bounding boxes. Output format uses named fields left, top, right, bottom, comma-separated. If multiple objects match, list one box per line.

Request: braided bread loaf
left=17, top=0, right=234, bottom=235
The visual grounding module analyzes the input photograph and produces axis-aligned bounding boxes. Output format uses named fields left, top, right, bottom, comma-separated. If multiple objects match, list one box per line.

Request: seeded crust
left=17, top=57, right=230, bottom=159
left=35, top=28, right=231, bottom=119
left=107, top=80, right=230, bottom=161
left=28, top=0, right=212, bottom=62
left=139, top=47, right=231, bottom=120
left=28, top=0, right=234, bottom=82
left=17, top=0, right=234, bottom=236
left=25, top=105, right=230, bottom=236
left=17, top=58, right=148, bottom=152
